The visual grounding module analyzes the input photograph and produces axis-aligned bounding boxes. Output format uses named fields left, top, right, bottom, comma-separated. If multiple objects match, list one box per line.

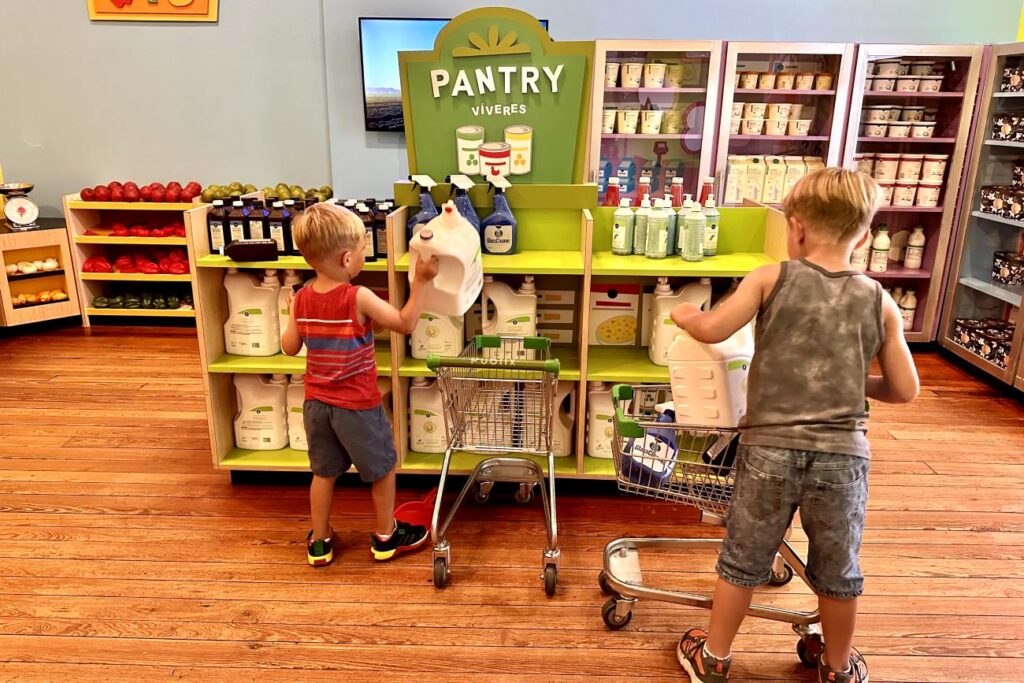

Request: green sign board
left=399, top=8, right=593, bottom=184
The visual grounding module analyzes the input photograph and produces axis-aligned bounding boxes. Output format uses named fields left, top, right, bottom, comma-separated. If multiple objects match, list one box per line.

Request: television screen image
left=358, top=17, right=549, bottom=133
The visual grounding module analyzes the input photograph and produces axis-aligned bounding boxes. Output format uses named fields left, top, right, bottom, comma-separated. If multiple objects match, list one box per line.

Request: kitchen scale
left=0, top=183, right=40, bottom=231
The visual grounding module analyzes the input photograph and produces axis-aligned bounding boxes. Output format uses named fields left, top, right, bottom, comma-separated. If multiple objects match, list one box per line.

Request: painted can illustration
left=479, top=141, right=512, bottom=178
left=456, top=125, right=485, bottom=175
left=504, top=124, right=533, bottom=175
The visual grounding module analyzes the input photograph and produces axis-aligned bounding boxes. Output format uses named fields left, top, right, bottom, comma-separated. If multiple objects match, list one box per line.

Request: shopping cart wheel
left=544, top=564, right=557, bottom=596
left=797, top=634, right=824, bottom=667
left=515, top=484, right=534, bottom=504
left=474, top=488, right=490, bottom=503
left=601, top=597, right=632, bottom=630
left=433, top=557, right=448, bottom=589
left=597, top=570, right=613, bottom=596
left=769, top=562, right=794, bottom=587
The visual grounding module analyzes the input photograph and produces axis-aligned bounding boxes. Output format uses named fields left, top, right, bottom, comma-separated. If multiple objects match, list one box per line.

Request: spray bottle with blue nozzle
left=406, top=174, right=438, bottom=240
left=447, top=174, right=481, bottom=234
left=481, top=175, right=517, bottom=255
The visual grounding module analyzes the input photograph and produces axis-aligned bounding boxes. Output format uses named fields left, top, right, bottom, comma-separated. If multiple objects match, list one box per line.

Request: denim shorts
left=304, top=400, right=397, bottom=482
left=717, top=444, right=870, bottom=600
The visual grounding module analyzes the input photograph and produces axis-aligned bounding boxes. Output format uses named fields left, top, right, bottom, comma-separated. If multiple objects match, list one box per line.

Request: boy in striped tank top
left=282, top=203, right=438, bottom=566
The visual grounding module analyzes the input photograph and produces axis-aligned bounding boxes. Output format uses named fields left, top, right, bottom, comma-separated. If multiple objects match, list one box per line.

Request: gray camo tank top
left=739, top=259, right=885, bottom=458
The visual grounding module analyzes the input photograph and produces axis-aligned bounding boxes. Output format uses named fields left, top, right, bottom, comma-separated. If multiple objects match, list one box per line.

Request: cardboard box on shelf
left=538, top=289, right=577, bottom=306
left=538, top=308, right=575, bottom=325
left=745, top=156, right=767, bottom=203
left=762, top=156, right=786, bottom=204
left=538, top=327, right=574, bottom=345
left=589, top=284, right=641, bottom=346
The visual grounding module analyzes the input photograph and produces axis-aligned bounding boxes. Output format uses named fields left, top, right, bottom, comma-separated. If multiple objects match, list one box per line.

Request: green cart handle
left=611, top=384, right=645, bottom=439
left=473, top=335, right=551, bottom=352
left=426, top=354, right=560, bottom=377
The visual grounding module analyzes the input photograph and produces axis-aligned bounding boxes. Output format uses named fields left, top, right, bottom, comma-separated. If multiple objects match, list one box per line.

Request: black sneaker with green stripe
left=306, top=529, right=336, bottom=567
left=371, top=520, right=428, bottom=561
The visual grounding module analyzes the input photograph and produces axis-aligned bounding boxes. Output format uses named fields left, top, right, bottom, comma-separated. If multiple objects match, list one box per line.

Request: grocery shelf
left=401, top=450, right=578, bottom=475
left=399, top=346, right=580, bottom=380
left=590, top=251, right=774, bottom=276
left=971, top=210, right=1024, bottom=229
left=394, top=250, right=585, bottom=275
left=5, top=269, right=66, bottom=282
left=983, top=139, right=1024, bottom=149
left=209, top=347, right=392, bottom=375
left=730, top=135, right=829, bottom=142
left=392, top=181, right=597, bottom=210
left=601, top=133, right=702, bottom=141
left=79, top=272, right=191, bottom=282
left=220, top=447, right=310, bottom=471
left=876, top=206, right=944, bottom=213
left=862, top=91, right=964, bottom=99
left=604, top=86, right=706, bottom=94
left=865, top=267, right=931, bottom=280
left=733, top=89, right=836, bottom=96
left=66, top=199, right=197, bottom=211
left=86, top=307, right=196, bottom=318
left=856, top=137, right=957, bottom=144
left=991, top=92, right=1024, bottom=98
left=586, top=346, right=668, bottom=383
left=196, top=253, right=388, bottom=272
left=75, top=235, right=187, bottom=245
left=582, top=456, right=617, bottom=479
left=958, top=276, right=1023, bottom=307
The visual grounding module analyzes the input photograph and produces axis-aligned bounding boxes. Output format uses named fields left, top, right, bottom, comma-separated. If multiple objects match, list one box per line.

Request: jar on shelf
left=914, top=181, right=942, bottom=208
left=900, top=106, right=926, bottom=122
left=854, top=153, right=876, bottom=175
left=897, top=154, right=924, bottom=181
left=919, top=75, right=944, bottom=92
left=872, top=76, right=896, bottom=92
left=910, top=121, right=937, bottom=138
left=922, top=154, right=949, bottom=182
left=892, top=180, right=918, bottom=207
left=863, top=105, right=891, bottom=123
left=873, top=154, right=901, bottom=182
left=895, top=76, right=920, bottom=92
left=887, top=121, right=911, bottom=138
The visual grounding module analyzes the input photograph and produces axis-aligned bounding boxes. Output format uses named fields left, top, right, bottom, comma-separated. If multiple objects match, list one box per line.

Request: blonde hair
left=781, top=167, right=881, bottom=243
left=291, top=203, right=364, bottom=264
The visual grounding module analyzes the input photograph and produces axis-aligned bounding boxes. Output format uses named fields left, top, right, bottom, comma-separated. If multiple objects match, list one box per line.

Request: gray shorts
left=717, top=444, right=869, bottom=600
left=304, top=399, right=397, bottom=482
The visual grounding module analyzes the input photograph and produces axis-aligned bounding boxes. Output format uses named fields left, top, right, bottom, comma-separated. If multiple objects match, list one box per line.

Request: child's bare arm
left=669, top=264, right=777, bottom=344
left=281, top=290, right=303, bottom=356
left=866, top=295, right=919, bottom=404
left=356, top=256, right=439, bottom=335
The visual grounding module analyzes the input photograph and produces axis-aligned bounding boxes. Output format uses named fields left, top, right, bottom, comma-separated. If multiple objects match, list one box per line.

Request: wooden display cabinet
left=0, top=225, right=81, bottom=327
left=844, top=44, right=985, bottom=343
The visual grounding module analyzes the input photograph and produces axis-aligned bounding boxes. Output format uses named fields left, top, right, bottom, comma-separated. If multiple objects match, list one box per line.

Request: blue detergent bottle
left=447, top=174, right=481, bottom=233
left=406, top=174, right=438, bottom=241
left=622, top=401, right=678, bottom=488
left=481, top=175, right=517, bottom=255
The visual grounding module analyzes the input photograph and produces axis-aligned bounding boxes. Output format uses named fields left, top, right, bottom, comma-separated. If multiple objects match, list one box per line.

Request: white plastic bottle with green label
left=234, top=374, right=288, bottom=450
left=702, top=195, right=720, bottom=257
left=481, top=275, right=537, bottom=358
left=611, top=199, right=634, bottom=255
left=286, top=374, right=308, bottom=451
left=903, top=226, right=926, bottom=270
left=224, top=268, right=281, bottom=356
left=551, top=381, right=576, bottom=457
left=869, top=225, right=890, bottom=273
left=409, top=377, right=446, bottom=453
left=851, top=234, right=870, bottom=272
left=677, top=194, right=693, bottom=253
left=410, top=311, right=464, bottom=359
left=633, top=195, right=652, bottom=256
left=663, top=193, right=678, bottom=257
left=645, top=199, right=670, bottom=259
left=681, top=201, right=706, bottom=262
left=648, top=277, right=712, bottom=366
left=586, top=381, right=615, bottom=459
left=899, top=289, right=917, bottom=331
left=278, top=270, right=306, bottom=357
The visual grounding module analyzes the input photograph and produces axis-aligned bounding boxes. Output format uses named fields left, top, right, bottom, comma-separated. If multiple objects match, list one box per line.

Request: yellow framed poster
left=87, top=0, right=218, bottom=23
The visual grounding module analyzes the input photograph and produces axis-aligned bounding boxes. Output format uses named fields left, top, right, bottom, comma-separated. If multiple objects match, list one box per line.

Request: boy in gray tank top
left=671, top=168, right=919, bottom=683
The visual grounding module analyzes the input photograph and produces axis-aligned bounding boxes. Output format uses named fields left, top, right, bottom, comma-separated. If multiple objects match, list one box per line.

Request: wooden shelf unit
left=0, top=227, right=82, bottom=327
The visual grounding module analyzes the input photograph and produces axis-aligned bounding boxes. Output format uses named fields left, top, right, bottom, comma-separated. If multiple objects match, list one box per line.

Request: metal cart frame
left=426, top=335, right=562, bottom=595
left=599, top=384, right=825, bottom=668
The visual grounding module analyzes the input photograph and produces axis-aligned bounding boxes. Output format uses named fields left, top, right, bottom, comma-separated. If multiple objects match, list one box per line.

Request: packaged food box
left=588, top=284, right=641, bottom=346
left=993, top=251, right=1024, bottom=285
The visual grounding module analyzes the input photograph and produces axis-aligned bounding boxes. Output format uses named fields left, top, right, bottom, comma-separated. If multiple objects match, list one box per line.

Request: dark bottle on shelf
left=268, top=201, right=289, bottom=256
left=227, top=201, right=247, bottom=243
left=282, top=200, right=298, bottom=256
left=208, top=199, right=229, bottom=253
left=373, top=201, right=389, bottom=257
left=357, top=204, right=378, bottom=262
left=247, top=199, right=269, bottom=241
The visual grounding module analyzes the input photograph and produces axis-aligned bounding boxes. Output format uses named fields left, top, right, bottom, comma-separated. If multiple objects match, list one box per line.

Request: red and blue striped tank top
left=293, top=283, right=381, bottom=410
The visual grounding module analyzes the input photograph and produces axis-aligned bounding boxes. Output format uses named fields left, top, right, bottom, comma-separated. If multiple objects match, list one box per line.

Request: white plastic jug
left=408, top=377, right=446, bottom=454
left=224, top=268, right=281, bottom=356
left=410, top=311, right=465, bottom=359
left=278, top=269, right=306, bottom=357
left=234, top=373, right=288, bottom=450
left=481, top=276, right=537, bottom=359
left=286, top=374, right=307, bottom=451
left=586, top=381, right=615, bottom=459
left=667, top=324, right=754, bottom=427
left=408, top=200, right=483, bottom=317
left=648, top=277, right=712, bottom=366
left=552, top=381, right=576, bottom=457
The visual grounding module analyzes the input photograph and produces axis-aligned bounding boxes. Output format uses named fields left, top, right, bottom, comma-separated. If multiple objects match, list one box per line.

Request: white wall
left=1, top=0, right=1019, bottom=215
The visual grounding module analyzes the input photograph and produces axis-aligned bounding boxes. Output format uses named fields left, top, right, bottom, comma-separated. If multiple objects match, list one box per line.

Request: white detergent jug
left=481, top=275, right=538, bottom=359
left=667, top=324, right=754, bottom=427
left=410, top=311, right=464, bottom=359
left=408, top=200, right=483, bottom=317
left=408, top=377, right=446, bottom=454
left=586, top=381, right=615, bottom=459
left=224, top=268, right=281, bottom=356
left=278, top=269, right=306, bottom=357
left=648, top=277, right=712, bottom=366
left=287, top=374, right=307, bottom=451
left=551, top=381, right=576, bottom=457
left=234, top=373, right=288, bottom=450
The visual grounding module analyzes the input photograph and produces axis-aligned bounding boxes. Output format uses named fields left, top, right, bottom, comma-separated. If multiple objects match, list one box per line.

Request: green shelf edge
left=220, top=447, right=311, bottom=470
left=590, top=252, right=775, bottom=277
left=399, top=347, right=581, bottom=381
left=402, top=450, right=578, bottom=475
left=394, top=250, right=585, bottom=275
left=210, top=349, right=392, bottom=374
left=197, top=254, right=388, bottom=272
left=393, top=181, right=597, bottom=210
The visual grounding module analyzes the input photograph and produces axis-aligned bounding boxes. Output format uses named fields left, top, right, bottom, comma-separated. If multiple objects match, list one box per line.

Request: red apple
left=185, top=181, right=201, bottom=193
left=124, top=181, right=139, bottom=192
left=179, top=188, right=197, bottom=202
left=167, top=181, right=182, bottom=192
left=80, top=188, right=96, bottom=201
left=165, top=187, right=181, bottom=203
left=110, top=188, right=125, bottom=202
left=140, top=186, right=153, bottom=201
left=151, top=188, right=166, bottom=203
left=94, top=186, right=112, bottom=201
left=124, top=187, right=141, bottom=202
left=108, top=181, right=123, bottom=192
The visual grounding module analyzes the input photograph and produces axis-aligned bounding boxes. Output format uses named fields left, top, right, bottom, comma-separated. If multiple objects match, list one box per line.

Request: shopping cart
left=426, top=335, right=561, bottom=596
left=599, top=384, right=825, bottom=668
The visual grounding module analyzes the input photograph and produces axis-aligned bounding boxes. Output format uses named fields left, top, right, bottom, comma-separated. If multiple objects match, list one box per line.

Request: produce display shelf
left=983, top=139, right=1024, bottom=149
left=220, top=447, right=310, bottom=471
left=394, top=250, right=585, bottom=275
left=590, top=251, right=774, bottom=276
left=865, top=267, right=931, bottom=280
left=86, top=307, right=196, bottom=318
left=971, top=210, right=1024, bottom=228
left=196, top=254, right=389, bottom=272
left=209, top=348, right=392, bottom=375
left=582, top=456, right=617, bottom=479
left=863, top=91, right=965, bottom=99
left=732, top=88, right=836, bottom=96
left=79, top=272, right=192, bottom=282
left=856, top=137, right=957, bottom=144
left=398, top=346, right=581, bottom=381
left=75, top=235, right=187, bottom=245
left=6, top=269, right=65, bottom=282
left=958, top=276, right=1023, bottom=307
left=604, top=86, right=706, bottom=94
left=730, top=135, right=830, bottom=142
left=66, top=200, right=197, bottom=211
left=601, top=133, right=702, bottom=141
left=586, top=346, right=668, bottom=383
left=877, top=206, right=944, bottom=213
left=401, top=450, right=578, bottom=475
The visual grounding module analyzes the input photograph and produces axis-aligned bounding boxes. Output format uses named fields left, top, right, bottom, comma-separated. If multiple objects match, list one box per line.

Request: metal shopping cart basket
left=599, top=384, right=825, bottom=668
left=426, top=335, right=561, bottom=596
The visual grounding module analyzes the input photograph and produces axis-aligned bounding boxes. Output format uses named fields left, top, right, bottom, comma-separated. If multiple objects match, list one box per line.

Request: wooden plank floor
left=1, top=327, right=1022, bottom=682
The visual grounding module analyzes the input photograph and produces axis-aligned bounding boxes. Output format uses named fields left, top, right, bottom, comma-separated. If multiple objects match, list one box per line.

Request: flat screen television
left=358, top=17, right=549, bottom=133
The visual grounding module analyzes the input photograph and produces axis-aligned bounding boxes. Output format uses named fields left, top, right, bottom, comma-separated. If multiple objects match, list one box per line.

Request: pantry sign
left=87, top=0, right=218, bottom=22
left=399, top=8, right=592, bottom=184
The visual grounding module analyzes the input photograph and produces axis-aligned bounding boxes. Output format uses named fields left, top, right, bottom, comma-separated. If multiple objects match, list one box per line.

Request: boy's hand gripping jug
left=408, top=200, right=483, bottom=317
left=667, top=323, right=754, bottom=428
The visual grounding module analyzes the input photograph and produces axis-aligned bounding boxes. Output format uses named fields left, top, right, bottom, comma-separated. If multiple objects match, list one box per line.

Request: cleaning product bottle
left=278, top=269, right=306, bottom=357
left=551, top=381, right=576, bottom=457
left=407, top=201, right=484, bottom=317
left=633, top=195, right=652, bottom=257
left=869, top=225, right=890, bottom=273
left=481, top=275, right=538, bottom=358
left=620, top=401, right=678, bottom=487
left=899, top=289, right=917, bottom=331
left=287, top=374, right=308, bottom=451
left=223, top=268, right=281, bottom=356
left=677, top=194, right=693, bottom=253
left=603, top=176, right=621, bottom=207
left=611, top=199, right=635, bottom=256
left=409, top=377, right=446, bottom=453
left=410, top=311, right=464, bottom=359
left=663, top=192, right=677, bottom=257
left=406, top=174, right=439, bottom=240
left=904, top=226, right=926, bottom=270
left=681, top=200, right=706, bottom=262
left=586, top=381, right=614, bottom=459
left=481, top=176, right=517, bottom=255
left=648, top=277, right=713, bottom=365
left=448, top=174, right=481, bottom=233
left=702, top=195, right=720, bottom=257
left=233, top=374, right=288, bottom=450
left=645, top=199, right=670, bottom=259
left=851, top=233, right=870, bottom=272
left=668, top=324, right=754, bottom=428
